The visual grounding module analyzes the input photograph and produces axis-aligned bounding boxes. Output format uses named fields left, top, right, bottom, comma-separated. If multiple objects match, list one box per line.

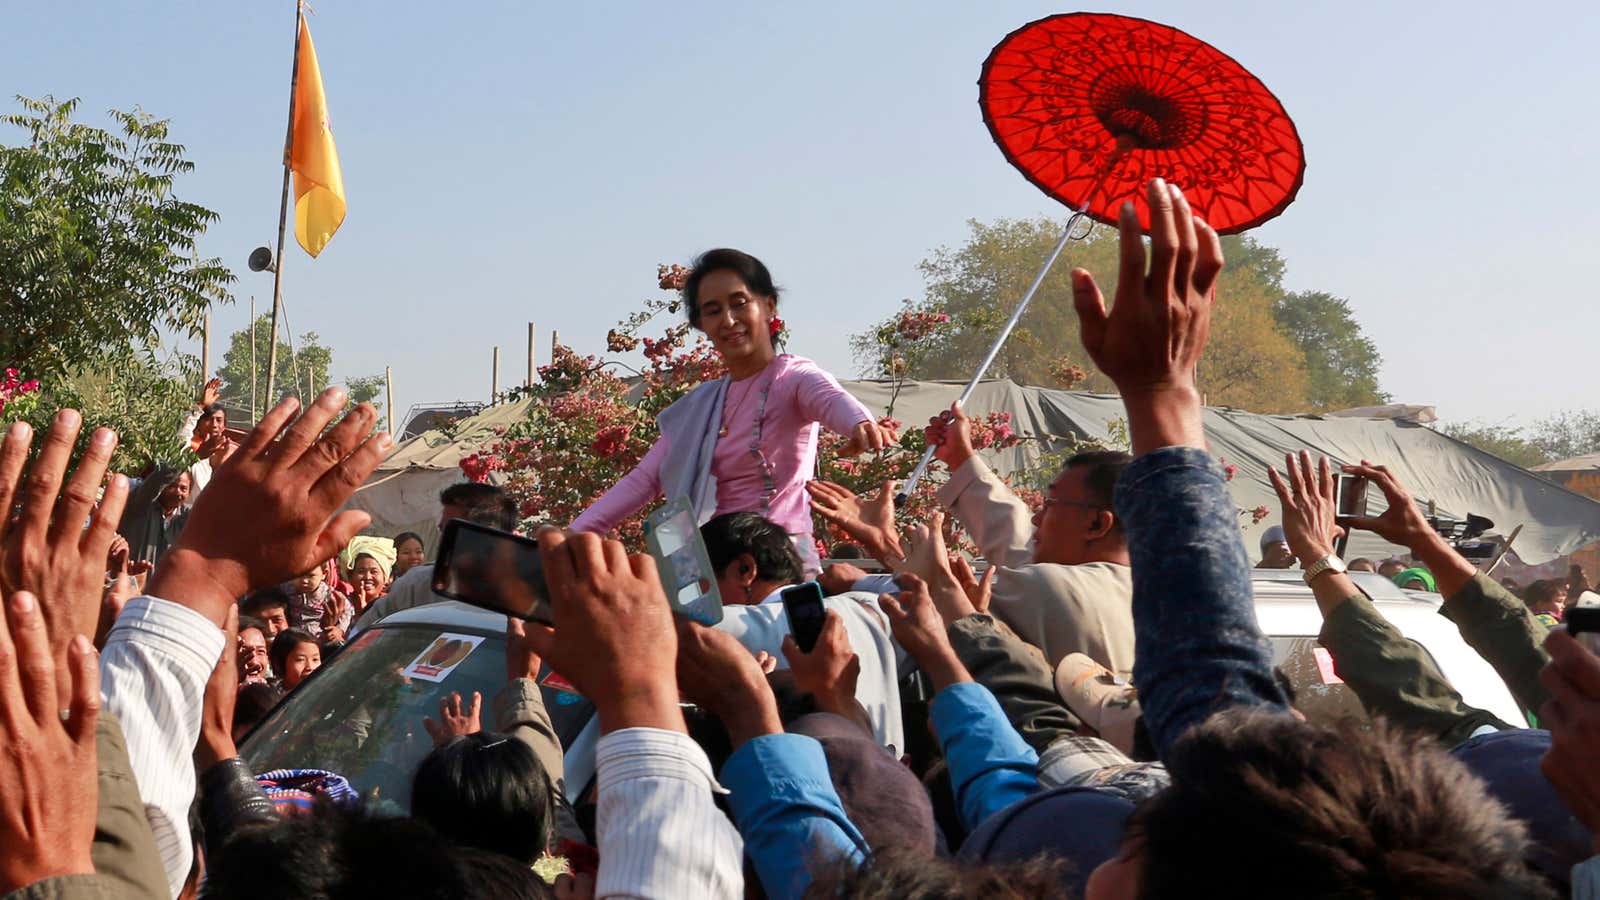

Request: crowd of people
left=4, top=178, right=1600, bottom=898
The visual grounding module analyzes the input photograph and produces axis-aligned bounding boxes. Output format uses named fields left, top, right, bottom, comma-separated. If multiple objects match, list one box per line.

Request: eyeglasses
left=1039, top=497, right=1101, bottom=512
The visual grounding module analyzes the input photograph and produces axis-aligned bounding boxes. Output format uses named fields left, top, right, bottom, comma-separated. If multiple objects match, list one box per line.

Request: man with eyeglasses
left=925, top=404, right=1135, bottom=676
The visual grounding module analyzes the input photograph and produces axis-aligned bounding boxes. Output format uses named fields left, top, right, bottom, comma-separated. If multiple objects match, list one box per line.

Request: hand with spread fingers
left=522, top=529, right=682, bottom=734
left=901, top=510, right=978, bottom=623
left=1070, top=178, right=1223, bottom=454
left=0, top=415, right=129, bottom=702
left=806, top=479, right=904, bottom=566
left=1266, top=451, right=1343, bottom=566
left=951, top=555, right=994, bottom=615
left=147, top=389, right=391, bottom=627
left=0, top=590, right=100, bottom=894
left=675, top=619, right=783, bottom=746
left=878, top=573, right=972, bottom=691
left=423, top=691, right=483, bottom=747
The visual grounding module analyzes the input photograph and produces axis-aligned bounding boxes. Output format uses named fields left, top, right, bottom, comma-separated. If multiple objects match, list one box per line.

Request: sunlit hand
left=781, top=611, right=862, bottom=724
left=199, top=377, right=222, bottom=408
left=1267, top=451, right=1343, bottom=565
left=423, top=691, right=483, bottom=747
left=951, top=555, right=995, bottom=615
left=878, top=573, right=971, bottom=690
left=901, top=510, right=977, bottom=623
left=807, top=479, right=904, bottom=565
left=674, top=619, right=782, bottom=746
left=840, top=420, right=898, bottom=457
left=923, top=403, right=976, bottom=472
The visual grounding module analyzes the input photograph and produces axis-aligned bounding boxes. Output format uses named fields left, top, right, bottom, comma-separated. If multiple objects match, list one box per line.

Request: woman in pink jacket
left=571, top=248, right=894, bottom=575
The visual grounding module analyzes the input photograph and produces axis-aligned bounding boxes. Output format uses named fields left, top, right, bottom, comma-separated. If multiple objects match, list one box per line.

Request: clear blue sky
left=6, top=1, right=1596, bottom=429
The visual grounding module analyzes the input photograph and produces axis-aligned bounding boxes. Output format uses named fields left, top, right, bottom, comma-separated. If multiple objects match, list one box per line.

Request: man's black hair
left=411, top=731, right=557, bottom=865
left=240, top=589, right=288, bottom=618
left=203, top=800, right=554, bottom=899
left=1064, top=450, right=1133, bottom=535
left=233, top=682, right=283, bottom=739
left=700, top=511, right=804, bottom=586
left=439, top=482, right=519, bottom=532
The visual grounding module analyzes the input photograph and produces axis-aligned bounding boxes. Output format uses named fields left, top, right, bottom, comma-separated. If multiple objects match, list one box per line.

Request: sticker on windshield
left=403, top=633, right=486, bottom=683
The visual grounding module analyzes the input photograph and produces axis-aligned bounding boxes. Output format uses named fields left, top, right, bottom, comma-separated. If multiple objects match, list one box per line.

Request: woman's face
left=282, top=641, right=321, bottom=689
left=692, top=270, right=775, bottom=366
left=394, top=538, right=425, bottom=577
left=352, top=556, right=388, bottom=596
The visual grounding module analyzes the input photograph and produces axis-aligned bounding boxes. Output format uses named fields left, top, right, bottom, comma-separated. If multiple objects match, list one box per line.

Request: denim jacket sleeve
left=928, top=681, right=1040, bottom=831
left=721, top=734, right=869, bottom=900
left=1114, top=447, right=1288, bottom=758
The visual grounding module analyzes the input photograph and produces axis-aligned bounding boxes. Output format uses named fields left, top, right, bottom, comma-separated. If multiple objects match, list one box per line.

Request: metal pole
left=534, top=320, right=547, bottom=384
left=896, top=210, right=1089, bottom=506
left=491, top=346, right=500, bottom=403
left=265, top=0, right=303, bottom=404
left=249, top=296, right=258, bottom=421
left=385, top=366, right=395, bottom=438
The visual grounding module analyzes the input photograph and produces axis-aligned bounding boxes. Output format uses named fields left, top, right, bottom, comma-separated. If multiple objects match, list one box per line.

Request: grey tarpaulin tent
left=352, top=379, right=1600, bottom=565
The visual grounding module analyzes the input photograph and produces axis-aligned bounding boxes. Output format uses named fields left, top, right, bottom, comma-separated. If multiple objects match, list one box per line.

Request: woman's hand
left=840, top=420, right=898, bottom=457
left=806, top=479, right=904, bottom=565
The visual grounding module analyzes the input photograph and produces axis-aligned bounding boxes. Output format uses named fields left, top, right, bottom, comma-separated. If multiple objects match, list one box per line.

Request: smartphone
left=1336, top=474, right=1369, bottom=518
left=432, top=519, right=553, bottom=625
left=1566, top=607, right=1600, bottom=636
left=646, top=497, right=724, bottom=626
left=781, top=581, right=828, bottom=653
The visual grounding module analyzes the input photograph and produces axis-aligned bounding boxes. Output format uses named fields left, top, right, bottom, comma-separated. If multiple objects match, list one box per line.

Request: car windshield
left=240, top=622, right=593, bottom=815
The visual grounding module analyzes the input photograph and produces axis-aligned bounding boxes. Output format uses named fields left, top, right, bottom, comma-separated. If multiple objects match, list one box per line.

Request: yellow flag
left=288, top=16, right=346, bottom=258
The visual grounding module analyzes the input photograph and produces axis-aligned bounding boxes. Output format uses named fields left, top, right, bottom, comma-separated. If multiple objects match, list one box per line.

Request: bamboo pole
left=249, top=296, right=258, bottom=421
left=385, top=366, right=394, bottom=438
left=527, top=322, right=536, bottom=387
left=265, top=0, right=303, bottom=403
left=491, top=346, right=500, bottom=403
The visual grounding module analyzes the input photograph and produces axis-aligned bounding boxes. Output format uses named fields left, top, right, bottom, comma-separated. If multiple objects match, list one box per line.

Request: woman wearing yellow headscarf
left=340, top=536, right=397, bottom=615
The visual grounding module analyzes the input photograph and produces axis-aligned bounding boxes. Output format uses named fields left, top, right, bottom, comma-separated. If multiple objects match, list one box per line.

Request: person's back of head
left=410, top=731, right=556, bottom=864
left=1124, top=709, right=1553, bottom=899
left=203, top=800, right=554, bottom=899
left=701, top=511, right=805, bottom=586
left=804, top=847, right=1064, bottom=899
left=440, top=482, right=520, bottom=532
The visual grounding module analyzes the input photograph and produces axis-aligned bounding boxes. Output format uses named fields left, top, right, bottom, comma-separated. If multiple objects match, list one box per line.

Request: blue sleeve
left=929, top=681, right=1039, bottom=830
left=849, top=573, right=900, bottom=596
left=721, top=734, right=869, bottom=899
left=1113, top=447, right=1288, bottom=759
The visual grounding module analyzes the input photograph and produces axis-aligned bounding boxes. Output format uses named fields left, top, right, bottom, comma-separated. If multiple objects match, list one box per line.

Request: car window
left=240, top=623, right=593, bottom=814
left=1270, top=636, right=1369, bottom=725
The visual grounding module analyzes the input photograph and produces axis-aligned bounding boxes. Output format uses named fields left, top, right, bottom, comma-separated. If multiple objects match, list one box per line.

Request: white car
left=239, top=571, right=1527, bottom=817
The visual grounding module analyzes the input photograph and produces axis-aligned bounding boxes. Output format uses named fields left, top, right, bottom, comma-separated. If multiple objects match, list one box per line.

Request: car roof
left=377, top=600, right=511, bottom=633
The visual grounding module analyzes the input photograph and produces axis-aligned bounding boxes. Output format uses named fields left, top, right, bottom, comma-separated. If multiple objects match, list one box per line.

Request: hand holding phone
left=781, top=582, right=828, bottom=653
left=432, top=519, right=553, bottom=625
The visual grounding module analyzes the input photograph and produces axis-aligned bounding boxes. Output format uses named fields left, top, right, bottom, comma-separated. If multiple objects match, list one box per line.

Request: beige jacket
left=939, top=456, right=1135, bottom=675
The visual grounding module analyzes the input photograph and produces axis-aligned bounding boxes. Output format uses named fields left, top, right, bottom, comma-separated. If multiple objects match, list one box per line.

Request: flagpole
left=265, top=0, right=304, bottom=404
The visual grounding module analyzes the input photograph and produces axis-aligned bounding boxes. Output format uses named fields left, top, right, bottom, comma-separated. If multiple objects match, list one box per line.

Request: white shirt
left=100, top=595, right=225, bottom=898
left=176, top=408, right=214, bottom=508
left=595, top=727, right=743, bottom=899
left=715, top=589, right=905, bottom=755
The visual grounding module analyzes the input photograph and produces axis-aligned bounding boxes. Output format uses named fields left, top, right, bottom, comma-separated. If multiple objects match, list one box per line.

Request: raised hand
left=1539, top=630, right=1600, bottom=845
left=878, top=573, right=971, bottom=690
left=0, top=415, right=129, bottom=701
left=522, top=530, right=682, bottom=734
left=951, top=555, right=994, bottom=615
left=1339, top=461, right=1433, bottom=551
left=1266, top=451, right=1343, bottom=566
left=505, top=617, right=545, bottom=682
left=0, top=590, right=99, bottom=893
left=423, top=691, right=483, bottom=747
left=781, top=611, right=862, bottom=723
left=147, top=389, right=390, bottom=627
left=923, top=403, right=976, bottom=472
left=1071, top=178, right=1222, bottom=454
left=839, top=420, right=899, bottom=458
left=321, top=592, right=349, bottom=644
left=901, top=510, right=978, bottom=623
left=199, top=377, right=223, bottom=408
left=806, top=478, right=904, bottom=565
left=675, top=619, right=782, bottom=746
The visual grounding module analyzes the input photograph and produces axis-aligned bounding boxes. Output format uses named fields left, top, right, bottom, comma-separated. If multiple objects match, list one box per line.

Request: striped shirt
left=100, top=595, right=225, bottom=898
left=595, top=727, right=744, bottom=899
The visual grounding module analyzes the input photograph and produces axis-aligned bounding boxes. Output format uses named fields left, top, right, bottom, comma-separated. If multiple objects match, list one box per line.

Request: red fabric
left=980, top=13, right=1304, bottom=234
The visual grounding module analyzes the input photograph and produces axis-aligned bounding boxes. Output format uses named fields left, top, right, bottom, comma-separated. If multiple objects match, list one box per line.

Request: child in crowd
left=285, top=565, right=351, bottom=641
left=270, top=629, right=322, bottom=691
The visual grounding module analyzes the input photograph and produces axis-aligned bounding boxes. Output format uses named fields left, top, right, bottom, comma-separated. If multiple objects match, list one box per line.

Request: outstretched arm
left=571, top=437, right=667, bottom=535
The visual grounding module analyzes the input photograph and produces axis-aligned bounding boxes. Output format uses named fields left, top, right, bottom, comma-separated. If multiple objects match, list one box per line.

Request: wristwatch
left=1302, top=554, right=1348, bottom=584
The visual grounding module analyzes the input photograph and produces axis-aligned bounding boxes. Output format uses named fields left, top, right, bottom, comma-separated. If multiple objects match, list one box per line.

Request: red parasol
left=898, top=14, right=1305, bottom=504
left=980, top=12, right=1304, bottom=235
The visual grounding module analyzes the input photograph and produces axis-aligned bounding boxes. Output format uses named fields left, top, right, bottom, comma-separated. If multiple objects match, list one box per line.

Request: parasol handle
left=895, top=210, right=1089, bottom=507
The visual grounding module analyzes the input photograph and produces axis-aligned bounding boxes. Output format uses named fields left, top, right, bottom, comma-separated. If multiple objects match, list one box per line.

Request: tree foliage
left=1272, top=290, right=1387, bottom=411
left=216, top=313, right=381, bottom=416
left=1440, top=410, right=1600, bottom=470
left=852, top=217, right=1344, bottom=412
left=0, top=95, right=233, bottom=378
left=1437, top=422, right=1550, bottom=469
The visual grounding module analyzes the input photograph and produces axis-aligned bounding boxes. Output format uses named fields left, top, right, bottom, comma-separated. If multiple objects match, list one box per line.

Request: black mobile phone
left=1336, top=474, right=1369, bottom=518
left=1566, top=607, right=1600, bottom=636
left=781, top=581, right=827, bottom=653
left=432, top=519, right=553, bottom=625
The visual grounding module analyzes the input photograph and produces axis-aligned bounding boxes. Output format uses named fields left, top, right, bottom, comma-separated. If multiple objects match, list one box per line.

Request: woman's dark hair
left=804, top=846, right=1066, bottom=898
left=681, top=248, right=779, bottom=325
left=700, top=511, right=804, bottom=586
left=269, top=628, right=318, bottom=679
left=393, top=531, right=424, bottom=551
left=233, top=682, right=283, bottom=738
left=411, top=732, right=557, bottom=865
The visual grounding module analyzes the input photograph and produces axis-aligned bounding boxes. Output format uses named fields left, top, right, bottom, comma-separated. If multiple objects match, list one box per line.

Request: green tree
left=852, top=217, right=1318, bottom=412
left=0, top=95, right=233, bottom=378
left=1272, top=290, right=1387, bottom=412
left=1528, top=410, right=1600, bottom=463
left=1437, top=422, right=1550, bottom=469
left=217, top=313, right=381, bottom=415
